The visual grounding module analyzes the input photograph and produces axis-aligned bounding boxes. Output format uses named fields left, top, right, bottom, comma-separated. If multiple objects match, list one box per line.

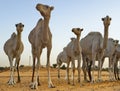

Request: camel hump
left=88, top=32, right=101, bottom=36
left=11, top=32, right=17, bottom=39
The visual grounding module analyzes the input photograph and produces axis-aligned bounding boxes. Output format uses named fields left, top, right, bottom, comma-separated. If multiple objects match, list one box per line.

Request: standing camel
left=65, top=28, right=83, bottom=85
left=4, top=23, right=24, bottom=85
left=81, top=16, right=111, bottom=83
left=28, top=3, right=54, bottom=89
left=57, top=38, right=75, bottom=79
left=113, top=44, right=120, bottom=80
left=82, top=38, right=119, bottom=82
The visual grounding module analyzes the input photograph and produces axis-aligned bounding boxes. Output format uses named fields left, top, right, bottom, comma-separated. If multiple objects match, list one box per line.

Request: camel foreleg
left=47, top=48, right=55, bottom=88
left=8, top=57, right=16, bottom=85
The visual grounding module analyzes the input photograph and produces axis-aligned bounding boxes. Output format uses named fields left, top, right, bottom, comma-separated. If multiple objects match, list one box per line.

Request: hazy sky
left=0, top=0, right=120, bottom=67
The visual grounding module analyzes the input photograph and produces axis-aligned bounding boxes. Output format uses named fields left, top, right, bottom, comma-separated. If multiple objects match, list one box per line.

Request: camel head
left=113, top=40, right=119, bottom=47
left=102, top=15, right=112, bottom=28
left=15, top=23, right=24, bottom=33
left=36, top=3, right=54, bottom=18
left=72, top=28, right=83, bottom=36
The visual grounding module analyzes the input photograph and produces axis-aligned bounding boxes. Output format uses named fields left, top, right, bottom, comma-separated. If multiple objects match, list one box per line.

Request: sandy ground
left=0, top=67, right=120, bottom=91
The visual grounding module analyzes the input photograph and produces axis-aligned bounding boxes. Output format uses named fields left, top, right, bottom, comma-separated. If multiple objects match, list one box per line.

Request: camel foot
left=72, top=83, right=75, bottom=86
left=96, top=78, right=103, bottom=82
left=90, top=80, right=95, bottom=84
left=7, top=79, right=16, bottom=85
left=67, top=81, right=70, bottom=84
left=29, top=82, right=38, bottom=89
left=17, top=80, right=21, bottom=83
left=109, top=78, right=115, bottom=82
left=48, top=83, right=55, bottom=88
left=84, top=79, right=90, bottom=83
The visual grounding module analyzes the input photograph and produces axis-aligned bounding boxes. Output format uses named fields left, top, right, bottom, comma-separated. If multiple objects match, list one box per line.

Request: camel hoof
left=72, top=83, right=75, bottom=86
left=29, top=82, right=38, bottom=89
left=67, top=82, right=70, bottom=84
left=48, top=84, right=55, bottom=88
left=97, top=79, right=103, bottom=82
left=7, top=79, right=16, bottom=85
left=17, top=80, right=21, bottom=83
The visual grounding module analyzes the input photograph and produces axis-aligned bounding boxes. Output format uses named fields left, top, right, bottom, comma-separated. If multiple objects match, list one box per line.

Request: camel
left=57, top=38, right=75, bottom=79
left=80, top=15, right=111, bottom=83
left=82, top=38, right=119, bottom=82
left=57, top=47, right=68, bottom=79
left=28, top=3, right=54, bottom=89
left=113, top=44, right=120, bottom=80
left=65, top=28, right=83, bottom=85
left=4, top=23, right=24, bottom=85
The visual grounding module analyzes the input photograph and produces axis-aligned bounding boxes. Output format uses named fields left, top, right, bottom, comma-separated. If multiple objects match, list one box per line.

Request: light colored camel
left=57, top=38, right=75, bottom=79
left=4, top=23, right=24, bottom=85
left=82, top=38, right=119, bottom=81
left=57, top=47, right=68, bottom=79
left=81, top=16, right=111, bottom=83
left=28, top=3, right=54, bottom=89
left=65, top=28, right=83, bottom=85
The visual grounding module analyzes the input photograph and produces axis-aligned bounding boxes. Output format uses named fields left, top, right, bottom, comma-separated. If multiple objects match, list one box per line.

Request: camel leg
left=88, top=61, right=92, bottom=82
left=82, top=56, right=88, bottom=82
left=71, top=59, right=75, bottom=85
left=109, top=58, right=113, bottom=81
left=77, top=56, right=81, bottom=83
left=36, top=56, right=41, bottom=86
left=8, top=56, right=16, bottom=85
left=16, top=57, right=20, bottom=83
left=47, top=47, right=55, bottom=88
left=29, top=56, right=37, bottom=89
left=91, top=53, right=96, bottom=83
left=97, top=57, right=104, bottom=82
left=67, top=60, right=70, bottom=84
left=57, top=62, right=62, bottom=79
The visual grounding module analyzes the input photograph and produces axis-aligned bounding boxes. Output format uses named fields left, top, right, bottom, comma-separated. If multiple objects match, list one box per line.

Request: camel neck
left=77, top=35, right=80, bottom=41
left=16, top=31, right=22, bottom=50
left=103, top=26, right=109, bottom=49
left=43, top=17, right=50, bottom=43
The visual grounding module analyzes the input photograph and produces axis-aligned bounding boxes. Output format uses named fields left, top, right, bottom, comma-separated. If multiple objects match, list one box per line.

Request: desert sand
left=0, top=67, right=120, bottom=91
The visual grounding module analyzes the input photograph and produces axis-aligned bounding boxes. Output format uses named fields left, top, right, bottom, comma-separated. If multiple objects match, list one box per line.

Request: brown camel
left=28, top=3, right=54, bottom=89
left=65, top=28, right=83, bottom=85
left=81, top=16, right=111, bottom=83
left=4, top=23, right=24, bottom=85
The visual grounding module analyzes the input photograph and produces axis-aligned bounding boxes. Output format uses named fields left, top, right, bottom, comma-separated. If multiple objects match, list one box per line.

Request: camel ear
left=81, top=28, right=83, bottom=31
left=116, top=40, right=119, bottom=43
left=110, top=18, right=112, bottom=20
left=102, top=18, right=104, bottom=21
left=15, top=24, right=18, bottom=27
left=50, top=6, right=54, bottom=11
left=22, top=24, right=24, bottom=27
